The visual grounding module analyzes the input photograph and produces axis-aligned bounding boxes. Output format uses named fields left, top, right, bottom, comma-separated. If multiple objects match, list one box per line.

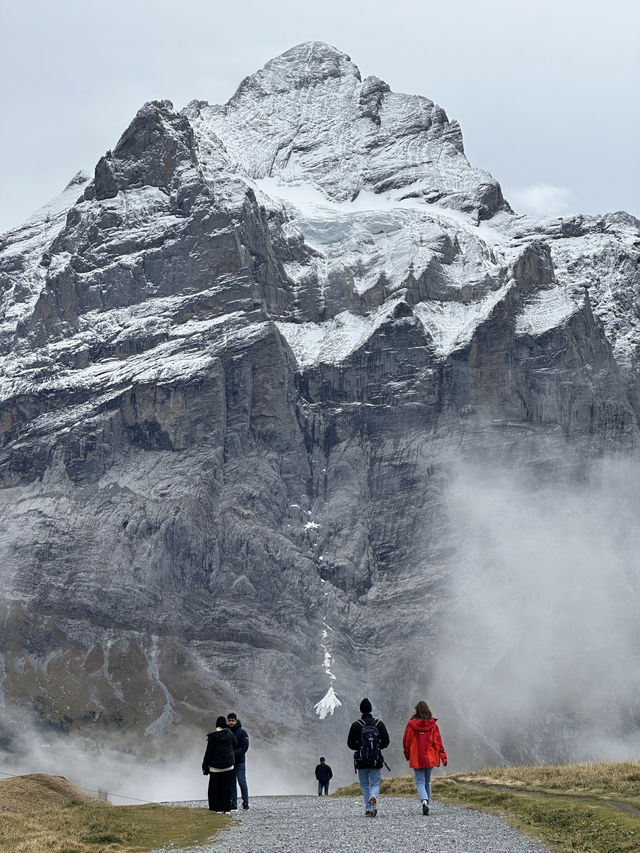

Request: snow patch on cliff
left=0, top=173, right=91, bottom=335
left=413, top=282, right=512, bottom=357
left=314, top=685, right=342, bottom=720
left=278, top=280, right=519, bottom=366
left=515, top=286, right=583, bottom=337
left=256, top=174, right=512, bottom=338
left=276, top=298, right=402, bottom=367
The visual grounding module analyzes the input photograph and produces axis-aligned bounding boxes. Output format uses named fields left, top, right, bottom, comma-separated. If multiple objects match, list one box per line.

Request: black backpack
left=356, top=718, right=382, bottom=768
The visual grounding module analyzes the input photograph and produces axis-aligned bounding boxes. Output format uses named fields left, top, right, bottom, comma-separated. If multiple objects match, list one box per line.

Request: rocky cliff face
left=1, top=42, right=639, bottom=770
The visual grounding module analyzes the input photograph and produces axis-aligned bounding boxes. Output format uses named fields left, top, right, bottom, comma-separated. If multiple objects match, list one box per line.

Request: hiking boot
left=422, top=800, right=430, bottom=815
left=242, top=802, right=249, bottom=810
left=364, top=810, right=372, bottom=817
left=369, top=795, right=377, bottom=817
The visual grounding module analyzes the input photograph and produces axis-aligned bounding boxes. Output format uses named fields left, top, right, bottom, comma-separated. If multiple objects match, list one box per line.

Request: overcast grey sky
left=1, top=0, right=638, bottom=233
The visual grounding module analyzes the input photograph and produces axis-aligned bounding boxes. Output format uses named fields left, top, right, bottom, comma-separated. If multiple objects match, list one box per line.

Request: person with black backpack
left=347, top=698, right=390, bottom=817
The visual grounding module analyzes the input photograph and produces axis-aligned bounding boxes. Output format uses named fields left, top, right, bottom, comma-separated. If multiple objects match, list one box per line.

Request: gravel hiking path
left=166, top=795, right=553, bottom=852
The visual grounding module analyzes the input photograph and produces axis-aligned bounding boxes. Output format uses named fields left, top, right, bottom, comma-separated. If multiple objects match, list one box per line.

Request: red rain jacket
left=402, top=718, right=447, bottom=769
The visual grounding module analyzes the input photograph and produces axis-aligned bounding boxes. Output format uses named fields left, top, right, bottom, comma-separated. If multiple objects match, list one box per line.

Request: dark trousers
left=318, top=780, right=329, bottom=795
left=230, top=762, right=249, bottom=807
left=207, top=769, right=235, bottom=812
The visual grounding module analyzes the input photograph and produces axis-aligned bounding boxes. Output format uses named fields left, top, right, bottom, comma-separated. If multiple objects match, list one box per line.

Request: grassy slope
left=335, top=762, right=640, bottom=853
left=0, top=773, right=107, bottom=813
left=0, top=774, right=229, bottom=853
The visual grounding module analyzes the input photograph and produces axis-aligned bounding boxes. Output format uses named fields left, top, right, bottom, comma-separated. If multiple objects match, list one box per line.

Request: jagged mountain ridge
left=1, top=41, right=639, bottom=768
left=185, top=42, right=508, bottom=217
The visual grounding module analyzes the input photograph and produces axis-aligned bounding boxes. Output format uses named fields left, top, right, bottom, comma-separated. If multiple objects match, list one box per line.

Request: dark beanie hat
left=216, top=716, right=227, bottom=728
left=360, top=698, right=372, bottom=714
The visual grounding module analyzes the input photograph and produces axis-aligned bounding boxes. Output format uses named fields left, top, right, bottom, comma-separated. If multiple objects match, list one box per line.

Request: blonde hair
left=411, top=700, right=433, bottom=720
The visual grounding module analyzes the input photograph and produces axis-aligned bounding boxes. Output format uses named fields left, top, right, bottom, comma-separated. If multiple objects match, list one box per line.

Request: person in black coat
left=315, top=757, right=333, bottom=795
left=347, top=698, right=390, bottom=816
left=202, top=716, right=237, bottom=812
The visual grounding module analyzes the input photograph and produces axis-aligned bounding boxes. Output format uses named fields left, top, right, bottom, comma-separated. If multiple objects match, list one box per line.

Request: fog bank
left=0, top=719, right=320, bottom=803
left=431, top=456, right=640, bottom=764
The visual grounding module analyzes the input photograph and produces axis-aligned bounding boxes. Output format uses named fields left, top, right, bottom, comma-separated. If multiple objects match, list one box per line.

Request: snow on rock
left=0, top=172, right=91, bottom=335
left=23, top=171, right=90, bottom=231
left=8, top=42, right=633, bottom=388
left=3, top=43, right=638, bottom=388
left=0, top=307, right=260, bottom=412
left=185, top=41, right=508, bottom=220
left=257, top=176, right=510, bottom=304
left=501, top=211, right=640, bottom=364
left=313, top=618, right=339, bottom=719
left=314, top=685, right=342, bottom=720
left=413, top=283, right=513, bottom=357
left=276, top=299, right=403, bottom=367
left=264, top=165, right=518, bottom=365
left=515, top=285, right=583, bottom=337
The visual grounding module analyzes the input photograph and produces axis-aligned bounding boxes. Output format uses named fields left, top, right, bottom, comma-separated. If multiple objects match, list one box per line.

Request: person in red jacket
left=402, top=700, right=447, bottom=814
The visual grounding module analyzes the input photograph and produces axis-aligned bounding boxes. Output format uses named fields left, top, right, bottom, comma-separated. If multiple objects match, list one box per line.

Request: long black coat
left=202, top=728, right=237, bottom=772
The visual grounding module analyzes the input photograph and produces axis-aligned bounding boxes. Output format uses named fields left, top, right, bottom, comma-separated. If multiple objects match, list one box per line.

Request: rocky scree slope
left=1, top=41, right=639, bottom=765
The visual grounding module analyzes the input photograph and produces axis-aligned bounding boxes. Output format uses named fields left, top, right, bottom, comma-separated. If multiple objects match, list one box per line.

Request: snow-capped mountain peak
left=0, top=43, right=639, bottom=770
left=184, top=41, right=508, bottom=219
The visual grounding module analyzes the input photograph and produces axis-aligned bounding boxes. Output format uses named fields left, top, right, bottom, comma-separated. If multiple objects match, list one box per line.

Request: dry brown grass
left=333, top=775, right=415, bottom=798
left=448, top=761, right=640, bottom=800
left=0, top=774, right=106, bottom=813
left=0, top=774, right=229, bottom=853
left=334, top=761, right=640, bottom=802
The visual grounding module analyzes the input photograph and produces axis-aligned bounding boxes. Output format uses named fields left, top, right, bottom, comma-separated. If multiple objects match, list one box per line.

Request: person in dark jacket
left=315, top=757, right=333, bottom=795
left=202, top=716, right=237, bottom=812
left=226, top=711, right=250, bottom=809
left=347, top=698, right=390, bottom=816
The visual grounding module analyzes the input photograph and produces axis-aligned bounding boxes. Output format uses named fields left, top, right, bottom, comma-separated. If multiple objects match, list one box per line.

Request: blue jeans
left=414, top=767, right=433, bottom=802
left=230, top=763, right=248, bottom=807
left=357, top=767, right=381, bottom=812
left=318, top=780, right=329, bottom=795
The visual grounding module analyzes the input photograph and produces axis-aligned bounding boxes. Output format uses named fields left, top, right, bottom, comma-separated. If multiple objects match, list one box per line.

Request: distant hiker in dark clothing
left=403, top=700, right=448, bottom=815
left=315, top=757, right=333, bottom=795
left=347, top=698, right=390, bottom=817
left=202, top=716, right=237, bottom=812
left=227, top=712, right=250, bottom=810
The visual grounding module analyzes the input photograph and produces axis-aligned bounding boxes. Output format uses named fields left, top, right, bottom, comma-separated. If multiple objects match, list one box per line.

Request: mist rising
left=430, top=455, right=640, bottom=765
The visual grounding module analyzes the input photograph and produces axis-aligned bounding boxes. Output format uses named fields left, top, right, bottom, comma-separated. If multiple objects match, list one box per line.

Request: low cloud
left=430, top=455, right=640, bottom=765
left=511, top=182, right=576, bottom=216
left=0, top=716, right=322, bottom=804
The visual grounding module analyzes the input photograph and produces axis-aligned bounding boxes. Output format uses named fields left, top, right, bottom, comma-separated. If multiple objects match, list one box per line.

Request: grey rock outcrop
left=1, top=42, right=639, bottom=769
